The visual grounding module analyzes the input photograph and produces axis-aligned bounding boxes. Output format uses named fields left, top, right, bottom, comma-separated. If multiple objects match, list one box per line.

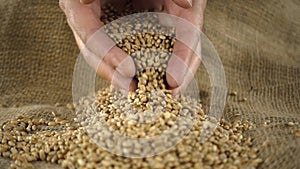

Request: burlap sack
left=0, top=0, right=299, bottom=168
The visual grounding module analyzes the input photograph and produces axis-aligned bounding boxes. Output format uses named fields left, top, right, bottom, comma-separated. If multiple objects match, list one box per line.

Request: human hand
left=60, top=0, right=206, bottom=97
left=127, top=0, right=207, bottom=96
left=162, top=0, right=207, bottom=96
left=59, top=0, right=137, bottom=95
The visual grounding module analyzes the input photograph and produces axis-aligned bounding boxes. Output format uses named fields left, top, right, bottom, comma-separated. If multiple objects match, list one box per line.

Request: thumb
left=171, top=0, right=192, bottom=8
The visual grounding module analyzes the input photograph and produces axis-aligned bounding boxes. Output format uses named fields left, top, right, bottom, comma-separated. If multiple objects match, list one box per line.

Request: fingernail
left=172, top=87, right=181, bottom=99
left=187, top=0, right=192, bottom=7
left=119, top=89, right=128, bottom=97
left=80, top=0, right=94, bottom=4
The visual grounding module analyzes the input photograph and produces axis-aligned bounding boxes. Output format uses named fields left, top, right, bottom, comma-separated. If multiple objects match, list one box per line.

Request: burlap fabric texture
left=0, top=0, right=299, bottom=168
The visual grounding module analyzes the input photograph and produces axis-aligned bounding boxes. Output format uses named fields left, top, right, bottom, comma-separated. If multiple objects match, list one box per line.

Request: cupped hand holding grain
left=117, top=0, right=207, bottom=96
left=60, top=0, right=206, bottom=97
left=59, top=0, right=137, bottom=94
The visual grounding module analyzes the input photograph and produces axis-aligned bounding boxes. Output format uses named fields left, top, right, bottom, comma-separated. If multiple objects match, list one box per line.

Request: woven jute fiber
left=0, top=0, right=299, bottom=168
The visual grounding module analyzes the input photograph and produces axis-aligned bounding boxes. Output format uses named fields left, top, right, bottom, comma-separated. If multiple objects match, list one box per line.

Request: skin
left=60, top=0, right=206, bottom=96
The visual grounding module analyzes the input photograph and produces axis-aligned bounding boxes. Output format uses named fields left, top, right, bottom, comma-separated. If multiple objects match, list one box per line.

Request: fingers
left=171, top=51, right=200, bottom=96
left=166, top=41, right=193, bottom=89
left=81, top=39, right=137, bottom=94
left=166, top=18, right=199, bottom=87
left=61, top=0, right=136, bottom=77
left=103, top=47, right=136, bottom=77
left=60, top=0, right=102, bottom=42
left=165, top=17, right=201, bottom=95
left=166, top=33, right=201, bottom=95
left=60, top=0, right=137, bottom=94
left=84, top=29, right=136, bottom=78
left=166, top=39, right=200, bottom=92
left=97, top=59, right=137, bottom=94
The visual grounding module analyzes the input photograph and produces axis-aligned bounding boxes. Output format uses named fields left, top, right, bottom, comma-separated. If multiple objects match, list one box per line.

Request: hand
left=118, top=0, right=207, bottom=96
left=162, top=0, right=207, bottom=96
left=59, top=0, right=137, bottom=95
left=60, top=0, right=206, bottom=97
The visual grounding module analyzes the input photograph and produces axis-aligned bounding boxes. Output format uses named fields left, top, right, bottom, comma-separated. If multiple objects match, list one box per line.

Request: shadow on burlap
left=0, top=0, right=299, bottom=168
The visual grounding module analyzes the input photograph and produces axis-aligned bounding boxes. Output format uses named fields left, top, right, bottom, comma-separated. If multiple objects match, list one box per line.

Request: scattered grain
left=293, top=129, right=300, bottom=137
left=287, top=122, right=294, bottom=127
left=229, top=91, right=237, bottom=96
left=239, top=97, right=247, bottom=102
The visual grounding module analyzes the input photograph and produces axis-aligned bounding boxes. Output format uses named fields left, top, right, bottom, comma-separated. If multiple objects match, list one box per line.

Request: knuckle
left=104, top=53, right=118, bottom=67
left=109, top=52, right=125, bottom=67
